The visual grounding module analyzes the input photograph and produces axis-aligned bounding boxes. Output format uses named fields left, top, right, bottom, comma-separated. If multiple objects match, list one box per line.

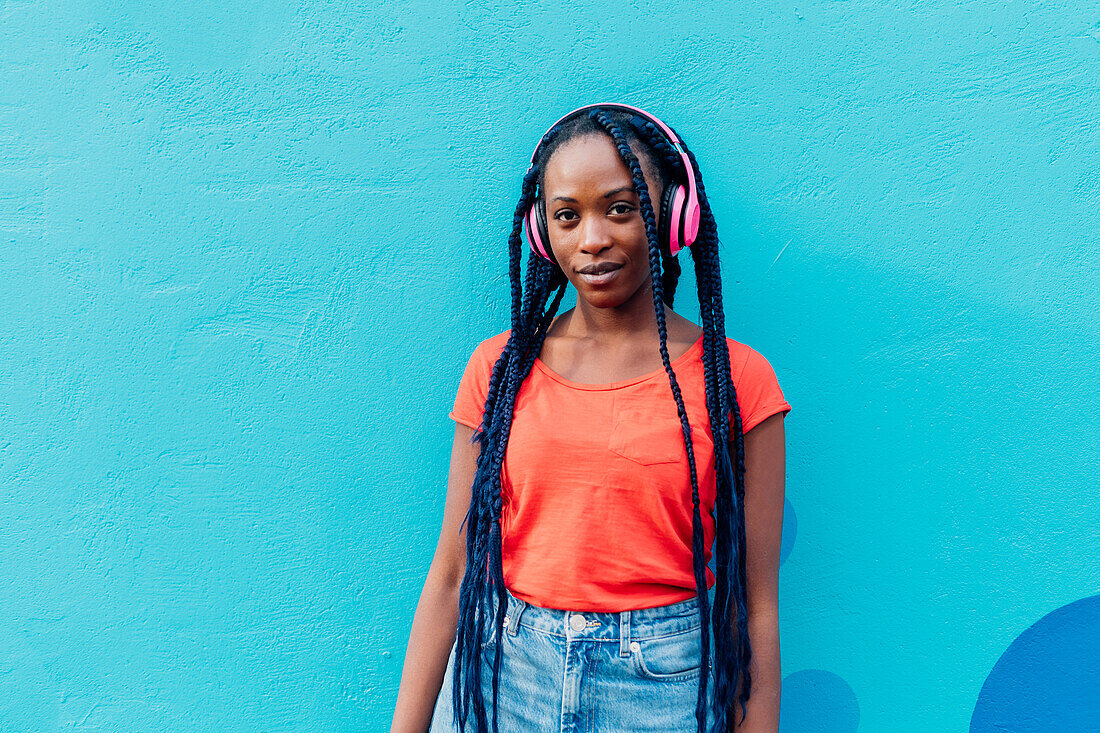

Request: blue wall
left=2, top=1, right=1097, bottom=731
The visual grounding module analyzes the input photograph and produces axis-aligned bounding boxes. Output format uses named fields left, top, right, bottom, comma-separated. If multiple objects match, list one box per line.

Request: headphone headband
left=526, top=102, right=700, bottom=245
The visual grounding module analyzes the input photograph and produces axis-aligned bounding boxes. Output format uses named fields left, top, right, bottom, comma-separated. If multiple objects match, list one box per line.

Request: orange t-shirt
left=449, top=329, right=791, bottom=612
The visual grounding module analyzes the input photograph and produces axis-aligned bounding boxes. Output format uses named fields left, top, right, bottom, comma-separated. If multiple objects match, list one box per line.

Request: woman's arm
left=731, top=411, right=787, bottom=732
left=390, top=423, right=479, bottom=733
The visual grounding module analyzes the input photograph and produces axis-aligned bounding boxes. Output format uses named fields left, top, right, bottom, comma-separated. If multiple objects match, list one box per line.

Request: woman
left=391, top=103, right=791, bottom=733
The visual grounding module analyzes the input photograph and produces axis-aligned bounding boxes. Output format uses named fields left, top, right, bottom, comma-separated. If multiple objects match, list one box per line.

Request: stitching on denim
left=631, top=624, right=702, bottom=640
left=632, top=634, right=704, bottom=680
left=515, top=623, right=563, bottom=640
left=634, top=651, right=702, bottom=681
left=512, top=621, right=702, bottom=641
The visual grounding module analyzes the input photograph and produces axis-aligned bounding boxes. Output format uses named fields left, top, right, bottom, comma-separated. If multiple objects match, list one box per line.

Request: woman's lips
left=578, top=265, right=623, bottom=287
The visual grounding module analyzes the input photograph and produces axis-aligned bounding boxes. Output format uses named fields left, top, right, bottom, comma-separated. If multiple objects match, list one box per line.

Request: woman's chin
left=576, top=290, right=630, bottom=309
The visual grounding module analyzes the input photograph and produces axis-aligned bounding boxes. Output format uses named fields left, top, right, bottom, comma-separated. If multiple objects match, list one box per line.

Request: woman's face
left=542, top=133, right=664, bottom=310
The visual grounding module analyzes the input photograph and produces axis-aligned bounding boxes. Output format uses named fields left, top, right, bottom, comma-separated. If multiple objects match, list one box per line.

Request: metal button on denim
left=569, top=614, right=586, bottom=631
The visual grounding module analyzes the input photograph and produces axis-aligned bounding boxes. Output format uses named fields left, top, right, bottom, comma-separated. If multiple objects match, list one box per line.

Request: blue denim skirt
left=429, top=586, right=717, bottom=732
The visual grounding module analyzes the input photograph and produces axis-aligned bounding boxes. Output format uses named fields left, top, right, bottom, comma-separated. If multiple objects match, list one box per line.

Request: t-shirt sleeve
left=732, top=347, right=792, bottom=434
left=449, top=341, right=494, bottom=430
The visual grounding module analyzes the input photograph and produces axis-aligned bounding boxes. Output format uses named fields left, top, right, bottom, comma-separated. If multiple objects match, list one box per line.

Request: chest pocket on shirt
left=608, top=391, right=687, bottom=465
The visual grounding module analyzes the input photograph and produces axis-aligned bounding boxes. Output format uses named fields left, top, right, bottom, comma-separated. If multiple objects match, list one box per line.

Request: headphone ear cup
left=526, top=197, right=557, bottom=264
left=668, top=184, right=689, bottom=256
left=658, top=183, right=681, bottom=258
left=534, top=197, right=556, bottom=265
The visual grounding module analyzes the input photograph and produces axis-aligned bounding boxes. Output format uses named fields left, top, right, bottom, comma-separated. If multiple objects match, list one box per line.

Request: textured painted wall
left=2, top=1, right=1097, bottom=731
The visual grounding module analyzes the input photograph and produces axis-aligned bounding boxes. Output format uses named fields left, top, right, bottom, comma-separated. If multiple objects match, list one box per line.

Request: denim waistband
left=484, top=586, right=713, bottom=653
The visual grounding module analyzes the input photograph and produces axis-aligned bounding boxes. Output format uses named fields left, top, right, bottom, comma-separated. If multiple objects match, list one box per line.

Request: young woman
left=391, top=103, right=791, bottom=733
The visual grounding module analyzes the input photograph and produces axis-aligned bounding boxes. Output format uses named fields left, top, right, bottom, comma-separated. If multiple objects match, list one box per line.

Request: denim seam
left=632, top=624, right=702, bottom=640
left=512, top=622, right=701, bottom=641
left=633, top=656, right=702, bottom=681
left=506, top=598, right=526, bottom=636
left=619, top=610, right=631, bottom=657
left=515, top=624, right=565, bottom=640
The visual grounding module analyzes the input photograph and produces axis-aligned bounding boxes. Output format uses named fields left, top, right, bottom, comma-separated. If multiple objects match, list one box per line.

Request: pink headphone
left=524, top=102, right=701, bottom=265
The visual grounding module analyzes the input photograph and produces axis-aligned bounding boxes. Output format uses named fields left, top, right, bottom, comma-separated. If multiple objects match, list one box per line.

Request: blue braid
left=686, top=150, right=752, bottom=731
left=454, top=161, right=538, bottom=733
left=453, top=154, right=569, bottom=732
left=693, top=168, right=753, bottom=729
left=591, top=109, right=715, bottom=733
left=627, top=115, right=754, bottom=730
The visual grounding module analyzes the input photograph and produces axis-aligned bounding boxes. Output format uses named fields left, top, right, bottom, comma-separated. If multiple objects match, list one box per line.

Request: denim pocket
left=630, top=627, right=703, bottom=681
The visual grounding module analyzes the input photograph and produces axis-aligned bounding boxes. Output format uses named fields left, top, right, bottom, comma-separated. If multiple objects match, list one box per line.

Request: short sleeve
left=448, top=333, right=508, bottom=430
left=732, top=347, right=792, bottom=434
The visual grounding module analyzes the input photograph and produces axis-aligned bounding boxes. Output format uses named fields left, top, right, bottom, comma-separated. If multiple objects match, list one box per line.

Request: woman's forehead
left=543, top=133, right=660, bottom=195
left=544, top=136, right=631, bottom=185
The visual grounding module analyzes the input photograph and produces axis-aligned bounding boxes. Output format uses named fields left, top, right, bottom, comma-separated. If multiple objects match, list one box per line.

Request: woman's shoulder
left=723, top=336, right=783, bottom=386
left=464, top=328, right=511, bottom=364
left=479, top=329, right=511, bottom=353
left=723, top=334, right=775, bottom=369
left=722, top=335, right=754, bottom=363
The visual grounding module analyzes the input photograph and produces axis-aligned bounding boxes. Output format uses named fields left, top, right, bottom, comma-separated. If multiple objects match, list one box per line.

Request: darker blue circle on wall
left=971, top=594, right=1100, bottom=732
left=779, top=669, right=859, bottom=733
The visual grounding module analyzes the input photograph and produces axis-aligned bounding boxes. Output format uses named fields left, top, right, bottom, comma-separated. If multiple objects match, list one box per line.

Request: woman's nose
left=579, top=216, right=612, bottom=254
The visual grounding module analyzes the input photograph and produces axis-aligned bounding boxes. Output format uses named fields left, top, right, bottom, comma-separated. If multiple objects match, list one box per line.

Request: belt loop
left=619, top=610, right=631, bottom=657
left=506, top=596, right=526, bottom=636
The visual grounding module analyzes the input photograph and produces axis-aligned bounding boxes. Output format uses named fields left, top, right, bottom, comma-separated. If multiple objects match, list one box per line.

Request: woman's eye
left=553, top=210, right=578, bottom=221
left=610, top=203, right=635, bottom=215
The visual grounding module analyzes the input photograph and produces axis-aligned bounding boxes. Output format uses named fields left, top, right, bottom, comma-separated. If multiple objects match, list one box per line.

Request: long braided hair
left=451, top=107, right=753, bottom=733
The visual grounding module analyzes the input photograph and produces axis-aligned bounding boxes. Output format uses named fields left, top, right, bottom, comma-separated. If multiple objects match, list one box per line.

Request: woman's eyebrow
left=551, top=186, right=636, bottom=203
